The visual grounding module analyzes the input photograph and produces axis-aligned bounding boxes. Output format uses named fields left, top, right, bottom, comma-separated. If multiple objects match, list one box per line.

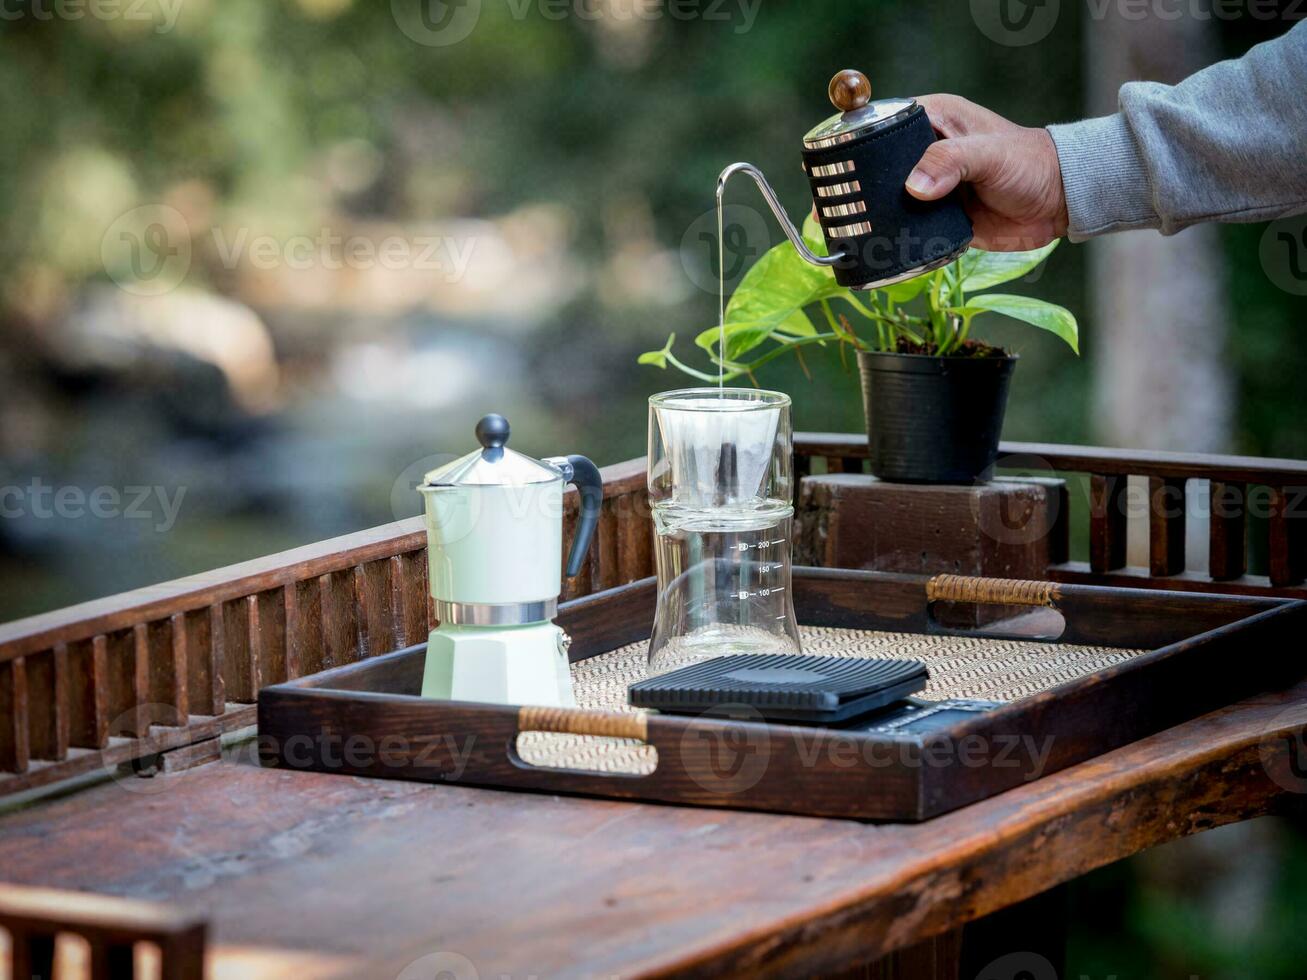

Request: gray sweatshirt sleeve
left=1046, top=20, right=1307, bottom=241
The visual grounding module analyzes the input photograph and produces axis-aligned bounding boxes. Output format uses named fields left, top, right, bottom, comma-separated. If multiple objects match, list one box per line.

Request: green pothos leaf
left=962, top=293, right=1079, bottom=354
left=881, top=273, right=931, bottom=303
left=959, top=241, right=1060, bottom=292
left=638, top=334, right=676, bottom=368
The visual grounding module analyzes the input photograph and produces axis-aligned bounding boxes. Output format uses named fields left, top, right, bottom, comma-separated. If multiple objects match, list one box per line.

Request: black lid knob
left=475, top=414, right=510, bottom=451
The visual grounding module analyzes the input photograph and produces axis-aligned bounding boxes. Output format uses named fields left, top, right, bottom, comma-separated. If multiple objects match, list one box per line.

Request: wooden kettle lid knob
left=828, top=70, right=872, bottom=113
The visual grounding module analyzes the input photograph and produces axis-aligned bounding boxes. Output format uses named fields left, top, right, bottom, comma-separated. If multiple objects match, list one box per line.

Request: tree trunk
left=1084, top=10, right=1233, bottom=570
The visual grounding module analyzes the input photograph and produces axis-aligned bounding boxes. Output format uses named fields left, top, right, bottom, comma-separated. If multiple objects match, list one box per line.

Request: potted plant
left=640, top=216, right=1078, bottom=484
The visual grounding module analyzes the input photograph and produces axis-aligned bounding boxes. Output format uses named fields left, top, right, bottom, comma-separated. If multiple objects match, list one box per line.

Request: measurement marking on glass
left=735, top=538, right=787, bottom=552
left=733, top=586, right=785, bottom=599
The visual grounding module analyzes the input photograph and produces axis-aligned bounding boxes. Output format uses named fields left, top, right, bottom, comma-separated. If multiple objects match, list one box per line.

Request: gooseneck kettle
left=724, top=69, right=973, bottom=290
left=417, top=414, right=603, bottom=706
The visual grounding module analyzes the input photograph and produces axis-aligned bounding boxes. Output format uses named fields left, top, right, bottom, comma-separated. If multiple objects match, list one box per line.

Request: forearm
left=1046, top=20, right=1307, bottom=241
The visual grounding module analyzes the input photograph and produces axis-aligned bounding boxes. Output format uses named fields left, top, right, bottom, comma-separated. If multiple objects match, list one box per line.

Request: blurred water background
left=1, top=2, right=1305, bottom=975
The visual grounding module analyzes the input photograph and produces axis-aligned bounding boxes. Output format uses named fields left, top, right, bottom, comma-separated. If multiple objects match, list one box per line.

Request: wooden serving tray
left=257, top=570, right=1307, bottom=821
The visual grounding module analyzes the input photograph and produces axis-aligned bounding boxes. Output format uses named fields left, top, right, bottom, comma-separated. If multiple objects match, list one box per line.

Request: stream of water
left=715, top=173, right=727, bottom=392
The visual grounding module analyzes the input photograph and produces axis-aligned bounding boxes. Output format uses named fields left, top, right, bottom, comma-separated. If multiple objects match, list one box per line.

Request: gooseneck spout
left=718, top=162, right=847, bottom=268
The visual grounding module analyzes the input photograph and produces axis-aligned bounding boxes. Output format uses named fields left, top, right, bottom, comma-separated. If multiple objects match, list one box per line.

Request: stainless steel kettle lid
left=803, top=69, right=917, bottom=150
left=421, top=414, right=561, bottom=487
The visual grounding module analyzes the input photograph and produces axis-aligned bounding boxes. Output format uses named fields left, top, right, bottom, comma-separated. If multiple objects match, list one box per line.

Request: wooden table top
left=2, top=680, right=1304, bottom=980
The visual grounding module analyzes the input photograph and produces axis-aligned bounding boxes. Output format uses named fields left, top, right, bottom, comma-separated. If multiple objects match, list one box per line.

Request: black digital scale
left=629, top=654, right=1000, bottom=729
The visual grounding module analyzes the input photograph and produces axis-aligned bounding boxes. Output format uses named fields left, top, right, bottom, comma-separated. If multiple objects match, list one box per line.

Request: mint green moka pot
left=417, top=414, right=602, bottom=706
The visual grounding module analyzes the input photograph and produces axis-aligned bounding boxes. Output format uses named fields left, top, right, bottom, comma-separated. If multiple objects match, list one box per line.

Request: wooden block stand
left=797, top=474, right=1068, bottom=581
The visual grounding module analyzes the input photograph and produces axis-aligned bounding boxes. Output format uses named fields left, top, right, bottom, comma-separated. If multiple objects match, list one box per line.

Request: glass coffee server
left=646, top=388, right=802, bottom=675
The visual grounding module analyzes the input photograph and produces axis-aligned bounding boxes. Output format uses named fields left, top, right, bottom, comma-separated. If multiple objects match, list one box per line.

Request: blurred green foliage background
left=1, top=2, right=1305, bottom=976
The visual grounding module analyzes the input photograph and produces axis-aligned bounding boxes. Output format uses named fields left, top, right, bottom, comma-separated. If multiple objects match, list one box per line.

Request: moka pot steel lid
left=421, top=414, right=561, bottom=488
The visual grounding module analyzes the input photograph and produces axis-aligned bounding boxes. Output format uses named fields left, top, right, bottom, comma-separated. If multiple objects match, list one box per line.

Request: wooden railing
left=2, top=440, right=1304, bottom=797
left=796, top=433, right=1307, bottom=599
left=0, top=882, right=205, bottom=979
left=0, top=459, right=649, bottom=796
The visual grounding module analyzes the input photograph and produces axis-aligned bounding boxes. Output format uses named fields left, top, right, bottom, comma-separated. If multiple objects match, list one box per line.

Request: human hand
left=906, top=94, right=1069, bottom=251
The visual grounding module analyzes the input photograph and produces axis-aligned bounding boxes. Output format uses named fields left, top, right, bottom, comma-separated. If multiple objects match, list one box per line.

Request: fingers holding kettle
left=904, top=119, right=1069, bottom=250
left=915, top=93, right=1013, bottom=138
left=905, top=135, right=1004, bottom=201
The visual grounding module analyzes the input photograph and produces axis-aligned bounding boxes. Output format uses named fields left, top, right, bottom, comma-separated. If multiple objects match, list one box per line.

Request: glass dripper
left=646, top=388, right=802, bottom=675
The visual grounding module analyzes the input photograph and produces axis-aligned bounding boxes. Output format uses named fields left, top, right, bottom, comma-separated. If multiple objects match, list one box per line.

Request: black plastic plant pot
left=856, top=350, right=1017, bottom=485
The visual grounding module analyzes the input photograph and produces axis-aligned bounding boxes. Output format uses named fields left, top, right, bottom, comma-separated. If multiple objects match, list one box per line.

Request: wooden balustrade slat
left=1148, top=476, right=1186, bottom=577
left=316, top=571, right=356, bottom=673
left=26, top=646, right=69, bottom=761
left=1089, top=474, right=1129, bottom=573
left=9, top=927, right=56, bottom=980
left=157, top=926, right=207, bottom=980
left=616, top=493, right=652, bottom=583
left=793, top=453, right=812, bottom=508
left=209, top=604, right=227, bottom=712
left=0, top=657, right=30, bottom=773
left=222, top=597, right=256, bottom=702
left=134, top=625, right=158, bottom=730
left=108, top=628, right=148, bottom=738
left=157, top=930, right=206, bottom=980
left=388, top=555, right=411, bottom=648
left=245, top=595, right=265, bottom=695
left=90, top=937, right=137, bottom=980
left=391, top=550, right=430, bottom=645
left=68, top=635, right=110, bottom=748
left=180, top=612, right=210, bottom=717
left=1046, top=480, right=1071, bottom=565
left=1269, top=487, right=1289, bottom=586
left=180, top=607, right=224, bottom=717
left=596, top=498, right=620, bottom=591
left=341, top=569, right=363, bottom=664
left=1209, top=480, right=1247, bottom=581
left=355, top=560, right=392, bottom=659
left=143, top=617, right=188, bottom=728
left=1269, top=486, right=1307, bottom=588
left=165, top=615, right=190, bottom=725
left=285, top=581, right=310, bottom=678
left=252, top=589, right=288, bottom=689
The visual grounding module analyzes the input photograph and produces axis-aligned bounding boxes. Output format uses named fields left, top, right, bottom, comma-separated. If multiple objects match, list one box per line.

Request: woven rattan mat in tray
left=517, top=626, right=1143, bottom=775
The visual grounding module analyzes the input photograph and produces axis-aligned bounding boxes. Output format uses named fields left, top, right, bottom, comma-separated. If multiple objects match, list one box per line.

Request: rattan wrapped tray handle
left=926, top=574, right=1061, bottom=608
left=518, top=706, right=649, bottom=741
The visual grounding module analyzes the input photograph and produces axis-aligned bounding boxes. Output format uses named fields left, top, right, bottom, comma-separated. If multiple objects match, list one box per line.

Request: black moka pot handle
left=547, top=455, right=603, bottom=578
